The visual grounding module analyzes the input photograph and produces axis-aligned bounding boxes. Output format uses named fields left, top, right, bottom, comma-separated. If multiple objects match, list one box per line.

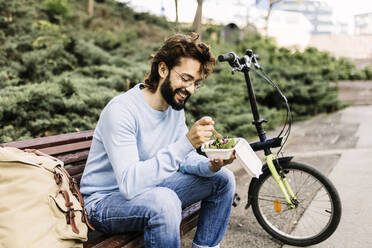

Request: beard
left=160, top=74, right=190, bottom=110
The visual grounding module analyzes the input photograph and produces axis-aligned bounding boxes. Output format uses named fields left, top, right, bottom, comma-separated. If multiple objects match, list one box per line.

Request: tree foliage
left=0, top=0, right=369, bottom=142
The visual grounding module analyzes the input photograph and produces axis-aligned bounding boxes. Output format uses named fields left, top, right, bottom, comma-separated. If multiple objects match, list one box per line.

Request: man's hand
left=209, top=150, right=236, bottom=172
left=186, top=116, right=214, bottom=149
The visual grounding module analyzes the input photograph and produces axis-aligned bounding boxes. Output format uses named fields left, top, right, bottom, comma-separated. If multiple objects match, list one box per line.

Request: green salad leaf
left=206, top=138, right=237, bottom=149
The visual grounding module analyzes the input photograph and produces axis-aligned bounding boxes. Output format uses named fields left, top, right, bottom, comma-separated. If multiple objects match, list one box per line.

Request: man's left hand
left=209, top=150, right=236, bottom=173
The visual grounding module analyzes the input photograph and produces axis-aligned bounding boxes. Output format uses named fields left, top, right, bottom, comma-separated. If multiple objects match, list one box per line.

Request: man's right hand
left=186, top=116, right=215, bottom=149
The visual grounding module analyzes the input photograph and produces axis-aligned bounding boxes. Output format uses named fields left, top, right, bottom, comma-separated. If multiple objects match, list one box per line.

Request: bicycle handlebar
left=218, top=49, right=292, bottom=156
left=218, top=50, right=261, bottom=72
left=218, top=52, right=237, bottom=63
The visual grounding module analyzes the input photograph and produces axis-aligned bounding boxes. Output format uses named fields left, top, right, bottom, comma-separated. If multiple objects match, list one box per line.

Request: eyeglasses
left=173, top=69, right=203, bottom=90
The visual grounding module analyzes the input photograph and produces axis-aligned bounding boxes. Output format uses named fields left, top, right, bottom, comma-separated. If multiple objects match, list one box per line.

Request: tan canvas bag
left=0, top=147, right=93, bottom=248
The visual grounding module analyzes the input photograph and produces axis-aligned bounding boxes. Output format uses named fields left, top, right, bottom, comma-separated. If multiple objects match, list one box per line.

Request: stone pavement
left=284, top=105, right=372, bottom=248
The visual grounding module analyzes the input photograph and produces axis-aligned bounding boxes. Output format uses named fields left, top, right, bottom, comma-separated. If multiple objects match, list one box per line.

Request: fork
left=212, top=129, right=224, bottom=140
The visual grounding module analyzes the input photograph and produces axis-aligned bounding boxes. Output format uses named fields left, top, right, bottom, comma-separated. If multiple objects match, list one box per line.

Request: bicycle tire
left=251, top=161, right=342, bottom=246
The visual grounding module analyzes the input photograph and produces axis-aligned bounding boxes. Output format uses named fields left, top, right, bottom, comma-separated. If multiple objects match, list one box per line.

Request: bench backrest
left=1, top=130, right=94, bottom=185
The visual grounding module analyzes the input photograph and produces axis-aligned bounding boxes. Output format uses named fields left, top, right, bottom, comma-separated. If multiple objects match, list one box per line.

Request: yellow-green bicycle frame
left=266, top=154, right=297, bottom=208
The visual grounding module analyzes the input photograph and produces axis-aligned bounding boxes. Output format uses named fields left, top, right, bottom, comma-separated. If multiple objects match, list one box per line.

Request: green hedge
left=0, top=0, right=369, bottom=142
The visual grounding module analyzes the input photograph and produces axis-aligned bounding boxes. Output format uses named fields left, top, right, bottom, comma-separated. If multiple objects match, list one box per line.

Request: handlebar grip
left=218, top=52, right=236, bottom=63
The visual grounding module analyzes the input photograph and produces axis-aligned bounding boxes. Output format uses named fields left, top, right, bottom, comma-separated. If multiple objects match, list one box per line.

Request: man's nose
left=184, top=84, right=195, bottom=95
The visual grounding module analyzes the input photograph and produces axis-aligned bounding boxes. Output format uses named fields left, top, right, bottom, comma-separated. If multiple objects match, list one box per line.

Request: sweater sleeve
left=179, top=151, right=215, bottom=177
left=100, top=102, right=194, bottom=200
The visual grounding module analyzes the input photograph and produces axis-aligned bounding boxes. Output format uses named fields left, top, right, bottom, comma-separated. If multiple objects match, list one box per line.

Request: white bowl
left=202, top=137, right=263, bottom=178
left=201, top=138, right=239, bottom=160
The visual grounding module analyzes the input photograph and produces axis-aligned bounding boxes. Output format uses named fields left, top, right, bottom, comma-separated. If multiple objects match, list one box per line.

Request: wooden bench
left=1, top=130, right=201, bottom=248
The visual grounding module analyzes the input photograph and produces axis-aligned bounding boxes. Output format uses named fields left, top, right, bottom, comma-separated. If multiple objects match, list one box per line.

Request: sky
left=127, top=0, right=372, bottom=33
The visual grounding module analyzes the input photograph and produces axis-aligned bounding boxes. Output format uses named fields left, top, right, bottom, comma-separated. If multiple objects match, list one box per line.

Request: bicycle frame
left=219, top=50, right=342, bottom=246
left=245, top=68, right=298, bottom=209
left=219, top=50, right=298, bottom=209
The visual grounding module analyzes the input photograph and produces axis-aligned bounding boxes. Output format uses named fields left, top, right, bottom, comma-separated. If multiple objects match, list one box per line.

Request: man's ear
left=158, top=62, right=168, bottom=79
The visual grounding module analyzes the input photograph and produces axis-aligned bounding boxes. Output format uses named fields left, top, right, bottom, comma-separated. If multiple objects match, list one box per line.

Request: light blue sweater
left=80, top=84, right=214, bottom=208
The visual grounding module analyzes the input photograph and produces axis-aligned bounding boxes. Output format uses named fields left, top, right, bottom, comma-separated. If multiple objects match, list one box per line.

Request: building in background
left=266, top=10, right=313, bottom=50
left=354, top=12, right=372, bottom=35
left=333, top=21, right=349, bottom=35
left=247, top=6, right=313, bottom=50
left=274, top=0, right=333, bottom=34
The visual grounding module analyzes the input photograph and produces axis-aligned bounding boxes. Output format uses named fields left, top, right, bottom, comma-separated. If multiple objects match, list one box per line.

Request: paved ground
left=284, top=106, right=372, bottom=248
left=182, top=81, right=372, bottom=247
left=337, top=81, right=372, bottom=106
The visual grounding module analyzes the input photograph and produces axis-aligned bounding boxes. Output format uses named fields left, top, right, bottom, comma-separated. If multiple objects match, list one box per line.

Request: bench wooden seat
left=1, top=130, right=201, bottom=248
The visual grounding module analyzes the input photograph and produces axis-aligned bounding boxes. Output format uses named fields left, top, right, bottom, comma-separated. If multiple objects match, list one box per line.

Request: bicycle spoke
left=252, top=162, right=341, bottom=245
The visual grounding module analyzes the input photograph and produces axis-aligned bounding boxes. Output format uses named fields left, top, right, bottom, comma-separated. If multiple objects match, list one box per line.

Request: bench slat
left=182, top=201, right=201, bottom=219
left=66, top=162, right=86, bottom=176
left=39, top=140, right=92, bottom=156
left=1, top=130, right=93, bottom=150
left=74, top=174, right=83, bottom=186
left=180, top=211, right=199, bottom=236
left=84, top=234, right=108, bottom=248
left=118, top=234, right=144, bottom=248
left=57, top=150, right=90, bottom=165
left=88, top=233, right=142, bottom=248
left=180, top=202, right=201, bottom=236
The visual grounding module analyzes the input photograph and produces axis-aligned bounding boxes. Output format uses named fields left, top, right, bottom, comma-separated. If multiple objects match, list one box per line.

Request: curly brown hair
left=144, top=33, right=216, bottom=92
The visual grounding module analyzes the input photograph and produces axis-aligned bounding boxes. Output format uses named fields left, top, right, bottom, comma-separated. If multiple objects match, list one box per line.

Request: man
left=80, top=33, right=236, bottom=248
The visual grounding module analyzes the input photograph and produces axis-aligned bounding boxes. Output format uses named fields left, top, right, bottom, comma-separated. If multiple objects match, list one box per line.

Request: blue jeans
left=87, top=167, right=235, bottom=248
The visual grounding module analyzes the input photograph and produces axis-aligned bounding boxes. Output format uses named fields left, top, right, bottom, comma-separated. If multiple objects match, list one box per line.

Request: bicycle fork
left=266, top=154, right=298, bottom=208
left=243, top=155, right=297, bottom=210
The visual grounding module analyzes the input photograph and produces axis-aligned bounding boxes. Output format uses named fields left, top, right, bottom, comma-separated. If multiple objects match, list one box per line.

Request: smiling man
left=80, top=33, right=236, bottom=248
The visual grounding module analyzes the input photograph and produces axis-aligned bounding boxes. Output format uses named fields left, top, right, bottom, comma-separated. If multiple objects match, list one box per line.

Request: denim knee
left=215, top=168, right=236, bottom=197
left=147, top=187, right=182, bottom=227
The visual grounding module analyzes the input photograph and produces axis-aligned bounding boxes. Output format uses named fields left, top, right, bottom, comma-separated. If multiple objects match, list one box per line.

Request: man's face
left=160, top=74, right=189, bottom=110
left=160, top=57, right=202, bottom=111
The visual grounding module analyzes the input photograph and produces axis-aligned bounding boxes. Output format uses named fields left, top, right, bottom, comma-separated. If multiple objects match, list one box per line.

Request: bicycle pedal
left=232, top=193, right=241, bottom=207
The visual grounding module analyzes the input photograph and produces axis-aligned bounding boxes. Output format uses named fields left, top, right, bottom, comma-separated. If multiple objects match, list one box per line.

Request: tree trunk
left=264, top=0, right=301, bottom=35
left=264, top=1, right=274, bottom=36
left=88, top=0, right=94, bottom=17
left=175, top=0, right=179, bottom=23
left=192, top=0, right=203, bottom=40
left=264, top=0, right=284, bottom=36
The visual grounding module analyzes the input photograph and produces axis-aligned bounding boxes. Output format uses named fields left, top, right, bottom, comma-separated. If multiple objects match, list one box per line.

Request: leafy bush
left=363, top=66, right=372, bottom=80
left=42, top=0, right=71, bottom=23
left=0, top=80, right=117, bottom=142
left=0, top=0, right=369, bottom=143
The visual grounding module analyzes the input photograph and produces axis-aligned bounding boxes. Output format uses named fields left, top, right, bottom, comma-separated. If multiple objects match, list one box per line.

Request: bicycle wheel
left=251, top=161, right=342, bottom=246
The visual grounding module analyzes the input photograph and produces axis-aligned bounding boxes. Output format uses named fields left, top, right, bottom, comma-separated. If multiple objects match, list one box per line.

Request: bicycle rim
left=251, top=162, right=341, bottom=246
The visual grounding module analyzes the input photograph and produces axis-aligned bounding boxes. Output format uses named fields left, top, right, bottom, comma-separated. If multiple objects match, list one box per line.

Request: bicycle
left=218, top=50, right=342, bottom=247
